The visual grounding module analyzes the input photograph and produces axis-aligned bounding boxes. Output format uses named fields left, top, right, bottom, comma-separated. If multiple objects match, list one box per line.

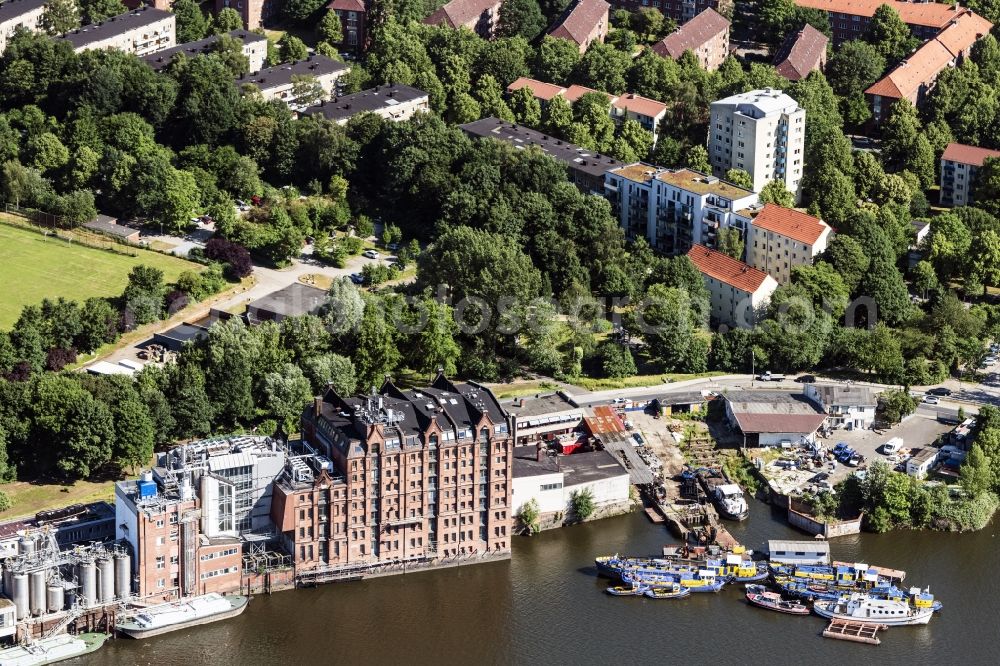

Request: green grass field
left=0, top=224, right=201, bottom=330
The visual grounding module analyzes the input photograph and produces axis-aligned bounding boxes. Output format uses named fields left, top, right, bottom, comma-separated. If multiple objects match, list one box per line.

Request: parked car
left=386, top=242, right=400, bottom=251
left=362, top=250, right=381, bottom=259
left=349, top=273, right=364, bottom=284
left=923, top=395, right=940, bottom=405
left=927, top=387, right=952, bottom=397
left=795, top=374, right=816, bottom=383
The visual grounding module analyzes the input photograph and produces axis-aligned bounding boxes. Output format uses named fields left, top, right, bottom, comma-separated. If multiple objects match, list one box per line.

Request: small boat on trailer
left=745, top=585, right=810, bottom=615
left=644, top=584, right=691, bottom=600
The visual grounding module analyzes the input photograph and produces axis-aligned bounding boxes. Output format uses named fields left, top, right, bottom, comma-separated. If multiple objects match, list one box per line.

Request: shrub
left=517, top=498, right=541, bottom=535
left=571, top=488, right=595, bottom=520
left=0, top=491, right=11, bottom=513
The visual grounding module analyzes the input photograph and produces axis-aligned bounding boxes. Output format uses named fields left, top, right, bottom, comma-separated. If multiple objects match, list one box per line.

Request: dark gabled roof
left=143, top=30, right=266, bottom=72
left=60, top=7, right=174, bottom=48
left=247, top=283, right=328, bottom=319
left=236, top=55, right=349, bottom=91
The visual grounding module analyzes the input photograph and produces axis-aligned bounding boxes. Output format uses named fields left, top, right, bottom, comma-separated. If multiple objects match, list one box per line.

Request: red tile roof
left=506, top=77, right=566, bottom=101
left=548, top=0, right=610, bottom=47
left=865, top=38, right=953, bottom=100
left=686, top=244, right=773, bottom=294
left=425, top=0, right=498, bottom=29
left=652, top=8, right=730, bottom=59
left=941, top=142, right=1000, bottom=167
left=327, top=0, right=365, bottom=11
left=612, top=93, right=667, bottom=119
left=935, top=11, right=993, bottom=57
left=562, top=84, right=609, bottom=103
left=751, top=203, right=830, bottom=246
left=773, top=24, right=828, bottom=81
left=793, top=0, right=962, bottom=29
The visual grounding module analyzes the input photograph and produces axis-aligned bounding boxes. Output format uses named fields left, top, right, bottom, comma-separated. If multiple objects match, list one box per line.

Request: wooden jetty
left=644, top=506, right=665, bottom=524
left=822, top=620, right=887, bottom=645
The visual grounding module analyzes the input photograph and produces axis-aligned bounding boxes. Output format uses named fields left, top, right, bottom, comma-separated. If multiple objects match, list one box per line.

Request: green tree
left=284, top=0, right=328, bottom=22
left=865, top=4, right=918, bottom=63
left=263, top=363, right=313, bottom=433
left=212, top=7, right=244, bottom=33
left=498, top=0, right=546, bottom=40
left=517, top=497, right=541, bottom=534
left=639, top=284, right=708, bottom=373
left=878, top=388, right=917, bottom=425
left=631, top=7, right=665, bottom=42
left=78, top=0, right=125, bottom=24
left=169, top=361, right=214, bottom=438
left=684, top=144, right=710, bottom=172
left=26, top=132, right=69, bottom=173
left=354, top=298, right=401, bottom=390
left=302, top=353, right=356, bottom=394
left=278, top=34, right=309, bottom=62
left=39, top=0, right=80, bottom=35
left=509, top=86, right=542, bottom=126
left=544, top=94, right=574, bottom=135
left=961, top=444, right=994, bottom=497
left=716, top=226, right=744, bottom=261
left=535, top=36, right=581, bottom=85
left=574, top=41, right=630, bottom=93
left=173, top=0, right=209, bottom=43
left=473, top=74, right=514, bottom=121
left=0, top=491, right=11, bottom=513
left=571, top=487, right=596, bottom=520
left=324, top=276, right=365, bottom=336
left=413, top=299, right=462, bottom=377
left=122, top=265, right=165, bottom=326
left=725, top=169, right=753, bottom=190
left=759, top=179, right=794, bottom=206
left=826, top=40, right=887, bottom=98
left=318, top=9, right=343, bottom=44
left=31, top=374, right=114, bottom=478
left=911, top=260, right=939, bottom=298
left=599, top=340, right=636, bottom=378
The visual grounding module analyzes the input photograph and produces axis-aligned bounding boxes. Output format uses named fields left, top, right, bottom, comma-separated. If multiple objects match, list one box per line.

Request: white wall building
left=605, top=163, right=759, bottom=255
left=143, top=29, right=268, bottom=74
left=708, top=88, right=806, bottom=203
left=237, top=55, right=350, bottom=110
left=60, top=7, right=175, bottom=57
left=507, top=392, right=584, bottom=445
left=512, top=449, right=630, bottom=517
left=907, top=448, right=938, bottom=479
left=686, top=243, right=778, bottom=329
left=0, top=0, right=47, bottom=55
left=744, top=203, right=832, bottom=285
left=767, top=539, right=830, bottom=566
left=804, top=385, right=876, bottom=431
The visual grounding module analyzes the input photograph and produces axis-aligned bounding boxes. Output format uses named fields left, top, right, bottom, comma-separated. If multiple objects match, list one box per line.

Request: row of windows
left=201, top=566, right=238, bottom=580
left=200, top=547, right=239, bottom=561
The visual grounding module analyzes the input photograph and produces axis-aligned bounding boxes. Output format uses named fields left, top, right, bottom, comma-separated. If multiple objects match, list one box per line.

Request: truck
left=757, top=372, right=785, bottom=382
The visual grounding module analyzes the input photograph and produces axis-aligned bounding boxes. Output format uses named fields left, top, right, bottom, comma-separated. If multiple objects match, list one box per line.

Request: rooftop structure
left=548, top=0, right=611, bottom=54
left=300, top=83, right=430, bottom=125
left=773, top=24, right=829, bottom=81
left=60, top=7, right=175, bottom=56
left=652, top=8, right=731, bottom=71
left=506, top=392, right=583, bottom=445
left=460, top=117, right=622, bottom=195
left=246, top=283, right=328, bottom=323
left=142, top=29, right=268, bottom=73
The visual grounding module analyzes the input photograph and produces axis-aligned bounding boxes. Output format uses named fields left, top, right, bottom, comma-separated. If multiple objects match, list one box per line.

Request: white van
left=881, top=437, right=903, bottom=455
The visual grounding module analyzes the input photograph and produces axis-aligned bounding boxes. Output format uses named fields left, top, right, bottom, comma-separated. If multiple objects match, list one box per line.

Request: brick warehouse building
left=290, top=374, right=514, bottom=571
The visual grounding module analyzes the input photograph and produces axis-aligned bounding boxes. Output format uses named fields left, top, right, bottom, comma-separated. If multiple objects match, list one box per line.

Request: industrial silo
left=114, top=553, right=131, bottom=599
left=2, top=567, right=11, bottom=601
left=47, top=580, right=64, bottom=613
left=12, top=573, right=28, bottom=620
left=18, top=536, right=35, bottom=558
left=29, top=570, right=46, bottom=616
left=97, top=558, right=115, bottom=604
left=78, top=561, right=97, bottom=607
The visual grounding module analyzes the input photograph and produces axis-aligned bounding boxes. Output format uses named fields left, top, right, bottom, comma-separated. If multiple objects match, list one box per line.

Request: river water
left=88, top=500, right=998, bottom=665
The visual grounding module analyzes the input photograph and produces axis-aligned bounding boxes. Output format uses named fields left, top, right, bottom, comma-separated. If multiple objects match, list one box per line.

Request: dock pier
left=822, top=620, right=887, bottom=645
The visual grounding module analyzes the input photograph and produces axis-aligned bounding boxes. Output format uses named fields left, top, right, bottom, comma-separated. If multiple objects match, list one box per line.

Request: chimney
left=313, top=396, right=323, bottom=417
left=536, top=441, right=543, bottom=462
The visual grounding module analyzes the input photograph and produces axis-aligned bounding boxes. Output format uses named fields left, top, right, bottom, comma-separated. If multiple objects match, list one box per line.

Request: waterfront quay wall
left=536, top=499, right=634, bottom=531
left=783, top=496, right=863, bottom=538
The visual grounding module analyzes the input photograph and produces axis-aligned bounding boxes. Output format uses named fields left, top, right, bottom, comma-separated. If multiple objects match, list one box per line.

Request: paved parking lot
left=821, top=413, right=954, bottom=483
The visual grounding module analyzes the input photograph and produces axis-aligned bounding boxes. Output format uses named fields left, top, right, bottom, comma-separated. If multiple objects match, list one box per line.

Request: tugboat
left=117, top=593, right=250, bottom=639
left=745, top=585, right=810, bottom=615
left=813, top=593, right=935, bottom=626
left=711, top=484, right=749, bottom=521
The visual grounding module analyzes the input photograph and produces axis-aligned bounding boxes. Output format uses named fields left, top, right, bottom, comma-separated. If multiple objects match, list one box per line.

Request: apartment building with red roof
left=424, top=0, right=503, bottom=38
left=652, top=8, right=730, bottom=71
left=686, top=244, right=778, bottom=329
left=744, top=203, right=832, bottom=284
left=864, top=9, right=992, bottom=123
left=548, top=0, right=610, bottom=54
left=793, top=0, right=968, bottom=45
left=773, top=24, right=828, bottom=81
left=940, top=142, right=1000, bottom=208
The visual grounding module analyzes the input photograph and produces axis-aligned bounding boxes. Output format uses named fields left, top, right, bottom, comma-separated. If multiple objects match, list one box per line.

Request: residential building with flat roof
left=60, top=7, right=175, bottom=56
left=0, top=0, right=46, bottom=54
left=294, top=374, right=514, bottom=569
left=328, top=0, right=367, bottom=52
left=460, top=117, right=623, bottom=195
left=940, top=142, right=1000, bottom=208
left=605, top=163, right=758, bottom=255
left=708, top=88, right=805, bottom=203
left=237, top=55, right=350, bottom=109
left=793, top=0, right=969, bottom=45
left=143, top=29, right=267, bottom=73
left=424, top=0, right=502, bottom=38
left=773, top=23, right=828, bottom=81
left=686, top=244, right=778, bottom=329
left=652, top=8, right=730, bottom=71
left=506, top=392, right=583, bottom=445
left=744, top=203, right=831, bottom=284
left=548, top=0, right=610, bottom=54
left=512, top=447, right=629, bottom=520
left=865, top=10, right=991, bottom=124
left=301, top=83, right=429, bottom=125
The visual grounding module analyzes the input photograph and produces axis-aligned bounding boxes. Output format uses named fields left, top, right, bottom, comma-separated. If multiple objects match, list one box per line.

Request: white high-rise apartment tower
left=708, top=88, right=805, bottom=204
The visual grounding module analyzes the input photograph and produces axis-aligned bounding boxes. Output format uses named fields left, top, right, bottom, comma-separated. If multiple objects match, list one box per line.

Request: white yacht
left=712, top=484, right=749, bottom=521
left=117, top=593, right=249, bottom=639
left=813, top=593, right=934, bottom=626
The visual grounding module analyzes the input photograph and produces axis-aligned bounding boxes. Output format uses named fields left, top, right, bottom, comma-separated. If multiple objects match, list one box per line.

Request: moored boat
left=117, top=593, right=249, bottom=639
left=813, top=593, right=934, bottom=626
left=0, top=633, right=108, bottom=666
left=711, top=484, right=749, bottom=521
left=675, top=570, right=725, bottom=593
left=643, top=584, right=691, bottom=600
left=745, top=585, right=810, bottom=615
left=606, top=584, right=647, bottom=596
